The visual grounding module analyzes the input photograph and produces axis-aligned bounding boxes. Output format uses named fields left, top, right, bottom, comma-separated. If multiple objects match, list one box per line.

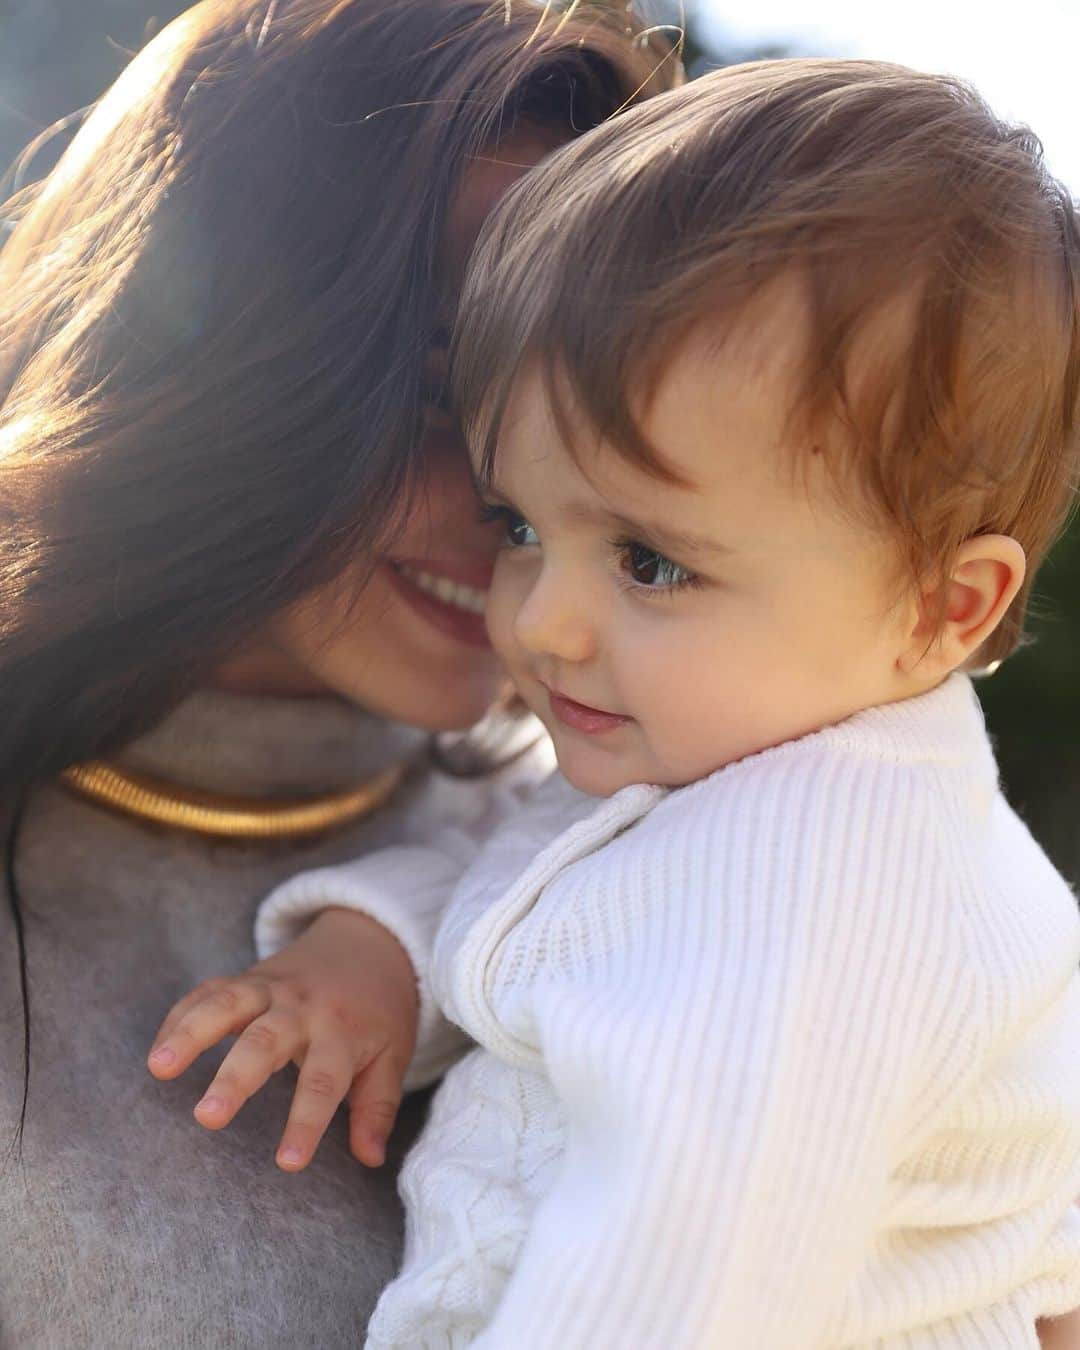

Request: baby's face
left=479, top=297, right=921, bottom=796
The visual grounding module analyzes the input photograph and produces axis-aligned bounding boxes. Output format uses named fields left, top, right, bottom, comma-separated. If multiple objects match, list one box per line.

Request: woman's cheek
left=485, top=561, right=525, bottom=665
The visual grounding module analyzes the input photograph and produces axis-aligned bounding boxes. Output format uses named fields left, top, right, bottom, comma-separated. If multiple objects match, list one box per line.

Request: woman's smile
left=385, top=557, right=492, bottom=648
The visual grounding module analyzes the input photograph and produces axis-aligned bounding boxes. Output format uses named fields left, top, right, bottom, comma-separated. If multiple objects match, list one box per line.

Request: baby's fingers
left=193, top=1010, right=302, bottom=1131
left=348, top=1049, right=404, bottom=1169
left=275, top=1043, right=355, bottom=1172
left=148, top=978, right=271, bottom=1078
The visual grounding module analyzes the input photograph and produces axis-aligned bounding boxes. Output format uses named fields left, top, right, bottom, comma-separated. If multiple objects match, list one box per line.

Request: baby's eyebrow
left=479, top=479, right=731, bottom=558
left=475, top=478, right=510, bottom=502
left=567, top=503, right=732, bottom=558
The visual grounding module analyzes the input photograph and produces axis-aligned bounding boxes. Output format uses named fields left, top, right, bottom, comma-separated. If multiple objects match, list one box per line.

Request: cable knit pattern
left=261, top=677, right=1080, bottom=1347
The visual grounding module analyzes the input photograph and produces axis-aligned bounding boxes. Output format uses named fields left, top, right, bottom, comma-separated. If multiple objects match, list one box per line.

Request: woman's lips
left=392, top=556, right=494, bottom=591
left=547, top=689, right=631, bottom=735
left=385, top=560, right=492, bottom=649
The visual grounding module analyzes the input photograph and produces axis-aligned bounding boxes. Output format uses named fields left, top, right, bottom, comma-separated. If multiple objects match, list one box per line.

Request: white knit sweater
left=258, top=676, right=1080, bottom=1348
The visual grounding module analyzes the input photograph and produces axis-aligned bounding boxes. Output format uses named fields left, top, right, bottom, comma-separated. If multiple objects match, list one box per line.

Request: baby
left=151, top=61, right=1080, bottom=1347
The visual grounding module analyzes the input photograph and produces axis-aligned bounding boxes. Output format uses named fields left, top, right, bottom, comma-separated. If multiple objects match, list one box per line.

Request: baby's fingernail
left=195, top=1095, right=226, bottom=1115
left=278, top=1146, right=304, bottom=1168
left=149, top=1046, right=176, bottom=1066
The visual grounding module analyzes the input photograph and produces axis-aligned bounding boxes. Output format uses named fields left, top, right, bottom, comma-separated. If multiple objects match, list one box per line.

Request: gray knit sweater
left=0, top=691, right=442, bottom=1349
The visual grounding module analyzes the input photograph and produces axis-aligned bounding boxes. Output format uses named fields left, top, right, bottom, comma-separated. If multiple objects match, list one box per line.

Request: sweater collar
left=816, top=673, right=995, bottom=770
left=113, top=689, right=427, bottom=797
left=676, top=674, right=998, bottom=800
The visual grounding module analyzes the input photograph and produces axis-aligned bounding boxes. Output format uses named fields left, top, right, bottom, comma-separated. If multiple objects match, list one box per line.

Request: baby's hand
left=1038, top=1309, right=1080, bottom=1349
left=148, top=910, right=418, bottom=1171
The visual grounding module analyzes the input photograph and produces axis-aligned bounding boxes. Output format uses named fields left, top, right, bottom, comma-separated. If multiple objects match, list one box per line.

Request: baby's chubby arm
left=1040, top=1306, right=1080, bottom=1349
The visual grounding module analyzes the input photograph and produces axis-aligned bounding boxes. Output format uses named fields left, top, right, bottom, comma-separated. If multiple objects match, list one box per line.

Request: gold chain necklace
left=60, top=759, right=408, bottom=840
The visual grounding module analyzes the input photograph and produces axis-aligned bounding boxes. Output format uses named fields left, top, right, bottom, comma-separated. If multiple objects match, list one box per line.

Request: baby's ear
left=897, top=535, right=1026, bottom=679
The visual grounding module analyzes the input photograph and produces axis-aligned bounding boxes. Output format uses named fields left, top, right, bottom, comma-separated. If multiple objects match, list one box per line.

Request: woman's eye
left=422, top=382, right=451, bottom=413
left=420, top=381, right=454, bottom=432
left=421, top=335, right=453, bottom=428
left=625, top=542, right=694, bottom=589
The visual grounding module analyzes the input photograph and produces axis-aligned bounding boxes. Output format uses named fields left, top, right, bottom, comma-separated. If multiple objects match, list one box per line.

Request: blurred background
left=1, top=1, right=1077, bottom=882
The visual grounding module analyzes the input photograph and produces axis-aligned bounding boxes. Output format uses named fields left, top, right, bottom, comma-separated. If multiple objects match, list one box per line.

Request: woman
left=0, top=2, right=672, bottom=1343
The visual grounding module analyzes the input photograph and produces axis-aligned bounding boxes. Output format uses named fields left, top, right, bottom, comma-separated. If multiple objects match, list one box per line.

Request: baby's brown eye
left=506, top=513, right=537, bottom=548
left=628, top=544, right=660, bottom=584
left=478, top=504, right=539, bottom=548
left=626, top=543, right=694, bottom=589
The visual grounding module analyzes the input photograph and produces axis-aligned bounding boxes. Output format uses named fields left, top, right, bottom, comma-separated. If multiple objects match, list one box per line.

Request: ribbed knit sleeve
left=257, top=739, right=555, bottom=1091
left=256, top=839, right=476, bottom=1090
left=471, top=746, right=1014, bottom=1348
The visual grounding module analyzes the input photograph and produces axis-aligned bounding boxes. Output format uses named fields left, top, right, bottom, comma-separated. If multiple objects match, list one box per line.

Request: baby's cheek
left=641, top=695, right=754, bottom=786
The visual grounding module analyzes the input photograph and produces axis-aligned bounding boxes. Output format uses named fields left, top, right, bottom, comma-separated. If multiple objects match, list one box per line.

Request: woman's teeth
left=396, top=565, right=487, bottom=614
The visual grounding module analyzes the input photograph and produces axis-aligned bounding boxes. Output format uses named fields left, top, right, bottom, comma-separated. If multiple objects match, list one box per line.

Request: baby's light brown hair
left=455, top=59, right=1080, bottom=662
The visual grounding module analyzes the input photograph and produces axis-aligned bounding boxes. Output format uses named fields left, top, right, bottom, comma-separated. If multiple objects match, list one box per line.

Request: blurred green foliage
left=2, top=1, right=1077, bottom=883
left=978, top=524, right=1080, bottom=885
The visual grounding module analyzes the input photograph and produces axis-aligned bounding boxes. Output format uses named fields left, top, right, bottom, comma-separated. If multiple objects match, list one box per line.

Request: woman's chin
left=354, top=566, right=503, bottom=728
left=238, top=557, right=505, bottom=728
left=319, top=652, right=504, bottom=732
left=401, top=680, right=505, bottom=733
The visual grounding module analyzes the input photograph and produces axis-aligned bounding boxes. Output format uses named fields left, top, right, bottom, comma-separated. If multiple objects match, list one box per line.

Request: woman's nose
left=513, top=564, right=597, bottom=664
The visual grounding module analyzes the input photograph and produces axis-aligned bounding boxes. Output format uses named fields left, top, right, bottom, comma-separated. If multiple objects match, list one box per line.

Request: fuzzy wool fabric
left=0, top=691, right=546, bottom=1349
left=263, top=675, right=1080, bottom=1349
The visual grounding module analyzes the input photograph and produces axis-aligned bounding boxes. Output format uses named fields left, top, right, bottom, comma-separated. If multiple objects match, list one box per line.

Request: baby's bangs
left=454, top=185, right=700, bottom=489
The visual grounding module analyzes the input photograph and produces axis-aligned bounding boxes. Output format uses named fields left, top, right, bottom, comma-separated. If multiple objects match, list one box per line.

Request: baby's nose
left=513, top=566, right=597, bottom=664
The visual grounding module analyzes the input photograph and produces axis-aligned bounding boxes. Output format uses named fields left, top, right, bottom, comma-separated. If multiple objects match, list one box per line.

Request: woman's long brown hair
left=0, top=0, right=675, bottom=794
left=0, top=0, right=677, bottom=1155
